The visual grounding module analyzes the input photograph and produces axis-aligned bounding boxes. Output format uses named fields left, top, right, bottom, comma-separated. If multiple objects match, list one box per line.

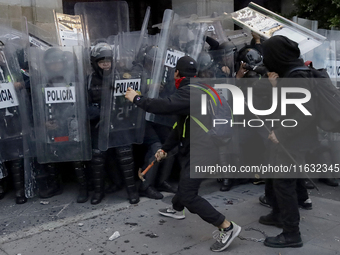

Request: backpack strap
left=285, top=66, right=310, bottom=77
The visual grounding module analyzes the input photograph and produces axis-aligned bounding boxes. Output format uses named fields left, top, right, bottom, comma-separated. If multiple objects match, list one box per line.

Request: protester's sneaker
left=298, top=198, right=312, bottom=210
left=158, top=206, right=185, bottom=219
left=210, top=222, right=241, bottom=252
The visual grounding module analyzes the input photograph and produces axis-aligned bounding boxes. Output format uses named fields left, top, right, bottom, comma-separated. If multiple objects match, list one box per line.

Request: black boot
left=74, top=162, right=88, bottom=203
left=90, top=150, right=105, bottom=205
left=39, top=163, right=63, bottom=198
left=220, top=179, right=233, bottom=191
left=0, top=178, right=5, bottom=200
left=117, top=146, right=139, bottom=204
left=11, top=159, right=27, bottom=204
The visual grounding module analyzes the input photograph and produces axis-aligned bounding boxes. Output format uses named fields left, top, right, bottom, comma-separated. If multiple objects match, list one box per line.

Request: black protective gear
left=220, top=178, right=233, bottom=192
left=90, top=149, right=106, bottom=204
left=74, top=161, right=88, bottom=203
left=10, top=159, right=27, bottom=204
left=106, top=151, right=124, bottom=193
left=116, top=146, right=139, bottom=204
left=197, top=51, right=214, bottom=72
left=39, top=163, right=63, bottom=198
left=238, top=47, right=263, bottom=66
left=0, top=179, right=4, bottom=200
left=43, top=48, right=68, bottom=80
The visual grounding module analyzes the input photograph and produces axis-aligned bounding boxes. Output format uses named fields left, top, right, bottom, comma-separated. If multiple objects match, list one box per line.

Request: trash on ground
left=109, top=231, right=120, bottom=241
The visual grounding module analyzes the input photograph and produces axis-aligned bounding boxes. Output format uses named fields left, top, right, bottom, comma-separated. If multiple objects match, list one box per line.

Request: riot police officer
left=37, top=48, right=88, bottom=203
left=88, top=42, right=139, bottom=204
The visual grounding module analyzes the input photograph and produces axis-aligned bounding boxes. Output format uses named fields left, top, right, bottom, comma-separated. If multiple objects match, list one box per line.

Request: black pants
left=172, top=153, right=225, bottom=227
left=265, top=178, right=309, bottom=205
left=268, top=144, right=306, bottom=235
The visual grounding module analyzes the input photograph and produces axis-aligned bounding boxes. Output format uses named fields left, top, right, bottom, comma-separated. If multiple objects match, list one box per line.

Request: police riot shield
left=98, top=34, right=146, bottom=150
left=146, top=10, right=207, bottom=127
left=29, top=46, right=91, bottom=163
left=0, top=39, right=32, bottom=161
left=74, top=1, right=129, bottom=47
left=225, top=29, right=252, bottom=51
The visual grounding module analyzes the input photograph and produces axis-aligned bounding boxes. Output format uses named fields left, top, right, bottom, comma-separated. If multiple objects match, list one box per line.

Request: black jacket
left=133, top=78, right=215, bottom=157
left=272, top=69, right=318, bottom=151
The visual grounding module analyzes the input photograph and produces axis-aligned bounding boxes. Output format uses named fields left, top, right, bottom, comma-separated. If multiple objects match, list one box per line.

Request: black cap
left=175, top=56, right=197, bottom=77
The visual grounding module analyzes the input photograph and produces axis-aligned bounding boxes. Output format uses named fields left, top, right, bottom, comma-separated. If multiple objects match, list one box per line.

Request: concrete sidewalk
left=0, top=182, right=339, bottom=255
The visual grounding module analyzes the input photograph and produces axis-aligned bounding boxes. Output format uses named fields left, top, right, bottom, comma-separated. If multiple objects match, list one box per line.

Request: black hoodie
left=262, top=36, right=318, bottom=151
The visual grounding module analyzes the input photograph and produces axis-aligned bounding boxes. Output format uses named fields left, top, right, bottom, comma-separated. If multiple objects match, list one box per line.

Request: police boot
left=11, top=159, right=27, bottom=204
left=116, top=146, right=139, bottom=204
left=0, top=178, right=5, bottom=200
left=220, top=178, right=233, bottom=191
left=90, top=150, right=105, bottom=205
left=74, top=162, right=88, bottom=203
left=39, top=163, right=63, bottom=198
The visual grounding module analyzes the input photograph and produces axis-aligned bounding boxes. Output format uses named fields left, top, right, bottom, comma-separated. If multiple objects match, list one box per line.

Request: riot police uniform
left=89, top=43, right=139, bottom=205
left=38, top=48, right=88, bottom=203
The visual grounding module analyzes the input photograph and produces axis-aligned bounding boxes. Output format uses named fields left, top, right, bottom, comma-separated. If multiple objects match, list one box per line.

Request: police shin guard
left=90, top=150, right=105, bottom=205
left=116, top=147, right=139, bottom=204
left=11, top=159, right=27, bottom=204
left=0, top=178, right=4, bottom=200
left=74, top=162, right=88, bottom=203
left=39, top=163, right=63, bottom=198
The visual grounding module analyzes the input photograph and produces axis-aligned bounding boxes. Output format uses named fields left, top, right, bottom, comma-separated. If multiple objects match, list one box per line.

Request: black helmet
left=197, top=51, right=214, bottom=72
left=90, top=43, right=113, bottom=77
left=43, top=48, right=68, bottom=78
left=218, top=41, right=237, bottom=53
left=43, top=48, right=67, bottom=65
left=238, top=47, right=263, bottom=66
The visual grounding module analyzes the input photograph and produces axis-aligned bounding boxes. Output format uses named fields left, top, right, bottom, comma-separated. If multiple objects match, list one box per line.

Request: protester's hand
left=251, top=31, right=261, bottom=44
left=155, top=149, right=167, bottom=162
left=267, top=72, right=279, bottom=87
left=221, top=66, right=230, bottom=75
left=268, top=131, right=279, bottom=144
left=125, top=87, right=138, bottom=102
left=236, top=61, right=248, bottom=79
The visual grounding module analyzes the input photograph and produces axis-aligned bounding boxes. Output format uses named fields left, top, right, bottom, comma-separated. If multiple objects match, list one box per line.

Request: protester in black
left=125, top=56, right=241, bottom=252
left=259, top=35, right=318, bottom=248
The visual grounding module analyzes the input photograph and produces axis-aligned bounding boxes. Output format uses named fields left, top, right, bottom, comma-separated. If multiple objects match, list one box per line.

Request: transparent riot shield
left=29, top=46, right=91, bottom=163
left=225, top=29, right=252, bottom=51
left=0, top=40, right=32, bottom=161
left=22, top=17, right=57, bottom=49
left=0, top=25, right=38, bottom=195
left=74, top=1, right=129, bottom=47
left=146, top=10, right=207, bottom=127
left=98, top=34, right=146, bottom=150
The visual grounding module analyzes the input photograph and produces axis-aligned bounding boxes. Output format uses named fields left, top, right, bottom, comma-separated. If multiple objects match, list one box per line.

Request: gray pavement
left=0, top=180, right=339, bottom=255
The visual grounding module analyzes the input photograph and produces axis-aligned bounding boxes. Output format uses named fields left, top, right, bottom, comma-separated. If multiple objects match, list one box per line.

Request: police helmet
left=197, top=51, right=214, bottom=72
left=90, top=42, right=113, bottom=64
left=43, top=48, right=67, bottom=65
